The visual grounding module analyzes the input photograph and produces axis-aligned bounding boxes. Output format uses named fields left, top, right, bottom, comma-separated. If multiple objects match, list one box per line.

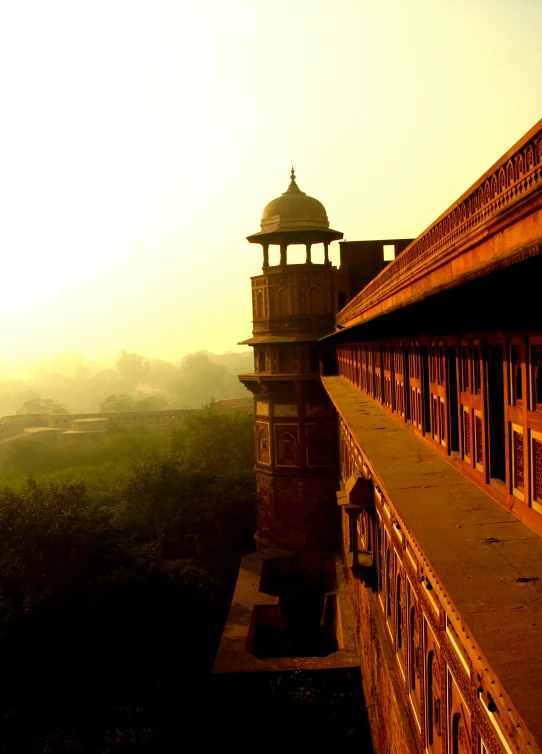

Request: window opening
left=510, top=344, right=523, bottom=405
left=257, top=290, right=265, bottom=319
left=532, top=345, right=542, bottom=410
left=383, top=244, right=395, bottom=261
left=473, top=345, right=482, bottom=395
left=396, top=573, right=403, bottom=653
left=461, top=345, right=470, bottom=392
left=447, top=346, right=460, bottom=452
left=487, top=345, right=506, bottom=482
left=422, top=346, right=431, bottom=434
left=386, top=548, right=392, bottom=619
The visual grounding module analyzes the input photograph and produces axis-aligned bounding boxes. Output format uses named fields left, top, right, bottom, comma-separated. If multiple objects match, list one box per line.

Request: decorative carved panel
left=274, top=423, right=299, bottom=466
left=464, top=409, right=471, bottom=458
left=475, top=414, right=483, bottom=466
left=513, top=429, right=524, bottom=491
left=256, top=422, right=270, bottom=464
left=533, top=436, right=542, bottom=504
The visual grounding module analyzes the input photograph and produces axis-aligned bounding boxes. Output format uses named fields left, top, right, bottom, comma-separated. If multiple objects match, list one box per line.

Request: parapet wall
left=46, top=409, right=192, bottom=429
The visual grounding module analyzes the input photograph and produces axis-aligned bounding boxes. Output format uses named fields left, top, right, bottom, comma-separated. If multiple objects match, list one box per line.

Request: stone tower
left=239, top=169, right=343, bottom=551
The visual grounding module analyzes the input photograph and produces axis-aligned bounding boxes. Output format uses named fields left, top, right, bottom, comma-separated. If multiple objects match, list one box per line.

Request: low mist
left=0, top=349, right=253, bottom=418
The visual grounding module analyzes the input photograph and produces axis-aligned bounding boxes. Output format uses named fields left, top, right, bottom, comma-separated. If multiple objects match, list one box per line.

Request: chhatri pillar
left=239, top=168, right=343, bottom=551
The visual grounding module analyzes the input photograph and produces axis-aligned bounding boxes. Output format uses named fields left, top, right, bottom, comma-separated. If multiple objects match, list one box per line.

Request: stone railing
left=337, top=120, right=542, bottom=326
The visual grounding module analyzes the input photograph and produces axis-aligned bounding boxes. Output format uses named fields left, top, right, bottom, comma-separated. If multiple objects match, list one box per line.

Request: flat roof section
left=321, top=376, right=542, bottom=747
left=213, top=549, right=359, bottom=674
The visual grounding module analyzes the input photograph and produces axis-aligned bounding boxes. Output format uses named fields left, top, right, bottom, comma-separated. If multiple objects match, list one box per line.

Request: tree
left=100, top=394, right=135, bottom=412
left=0, top=478, right=123, bottom=625
left=115, top=350, right=150, bottom=388
left=16, top=398, right=68, bottom=415
left=114, top=449, right=203, bottom=558
left=134, top=394, right=168, bottom=411
left=16, top=398, right=68, bottom=425
left=169, top=352, right=229, bottom=408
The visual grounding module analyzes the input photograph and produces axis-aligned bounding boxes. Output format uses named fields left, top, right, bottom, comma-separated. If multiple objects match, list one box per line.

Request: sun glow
left=0, top=0, right=541, bottom=360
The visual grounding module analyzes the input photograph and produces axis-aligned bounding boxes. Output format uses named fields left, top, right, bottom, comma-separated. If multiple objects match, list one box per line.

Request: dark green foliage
left=4, top=427, right=164, bottom=481
left=0, top=408, right=257, bottom=751
left=0, top=408, right=369, bottom=752
left=114, top=408, right=257, bottom=556
left=0, top=478, right=126, bottom=628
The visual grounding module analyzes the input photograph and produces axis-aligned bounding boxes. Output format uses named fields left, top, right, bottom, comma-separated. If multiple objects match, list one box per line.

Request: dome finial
left=286, top=166, right=301, bottom=194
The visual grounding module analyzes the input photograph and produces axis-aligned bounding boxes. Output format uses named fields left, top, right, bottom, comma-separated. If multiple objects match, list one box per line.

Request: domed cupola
left=247, top=168, right=343, bottom=269
left=260, top=168, right=330, bottom=233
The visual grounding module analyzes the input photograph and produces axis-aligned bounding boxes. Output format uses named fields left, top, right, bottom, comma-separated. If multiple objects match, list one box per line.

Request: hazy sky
left=1, top=0, right=541, bottom=366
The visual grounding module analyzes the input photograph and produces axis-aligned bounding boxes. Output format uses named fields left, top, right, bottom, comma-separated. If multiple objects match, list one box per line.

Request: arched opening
left=377, top=524, right=383, bottom=594
left=427, top=650, right=435, bottom=745
left=258, top=427, right=270, bottom=463
left=386, top=549, right=392, bottom=618
left=278, top=431, right=296, bottom=465
left=452, top=713, right=461, bottom=754
left=396, top=573, right=403, bottom=652
left=409, top=607, right=417, bottom=692
left=278, top=288, right=289, bottom=317
left=515, top=362, right=523, bottom=402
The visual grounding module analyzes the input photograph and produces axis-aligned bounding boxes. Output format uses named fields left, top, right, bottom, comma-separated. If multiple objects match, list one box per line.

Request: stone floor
left=322, top=375, right=542, bottom=746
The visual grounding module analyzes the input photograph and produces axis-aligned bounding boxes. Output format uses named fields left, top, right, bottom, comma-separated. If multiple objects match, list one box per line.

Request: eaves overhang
left=336, top=118, right=542, bottom=330
left=322, top=235, right=542, bottom=341
left=239, top=332, right=330, bottom=346
left=246, top=228, right=343, bottom=245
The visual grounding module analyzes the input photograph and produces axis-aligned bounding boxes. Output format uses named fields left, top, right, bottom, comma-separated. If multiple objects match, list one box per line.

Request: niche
left=277, top=430, right=297, bottom=465
left=258, top=425, right=270, bottom=463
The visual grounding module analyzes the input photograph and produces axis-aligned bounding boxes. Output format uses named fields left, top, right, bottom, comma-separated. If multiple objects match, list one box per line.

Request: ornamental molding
left=337, top=123, right=542, bottom=327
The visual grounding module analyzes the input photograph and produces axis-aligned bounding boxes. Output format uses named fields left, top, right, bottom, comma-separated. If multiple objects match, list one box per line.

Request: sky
left=0, top=0, right=541, bottom=371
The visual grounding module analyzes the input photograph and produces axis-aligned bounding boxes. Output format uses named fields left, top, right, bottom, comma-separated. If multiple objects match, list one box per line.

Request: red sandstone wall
left=341, top=509, right=417, bottom=754
left=256, top=472, right=339, bottom=551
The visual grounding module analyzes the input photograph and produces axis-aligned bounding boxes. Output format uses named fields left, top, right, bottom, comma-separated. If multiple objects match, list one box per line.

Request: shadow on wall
left=246, top=554, right=342, bottom=658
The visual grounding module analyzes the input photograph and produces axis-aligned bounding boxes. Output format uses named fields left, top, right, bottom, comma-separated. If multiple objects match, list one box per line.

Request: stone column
left=345, top=505, right=362, bottom=568
left=324, top=241, right=330, bottom=266
left=305, top=243, right=312, bottom=264
left=346, top=505, right=362, bottom=568
left=280, top=243, right=287, bottom=267
left=262, top=243, right=269, bottom=269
